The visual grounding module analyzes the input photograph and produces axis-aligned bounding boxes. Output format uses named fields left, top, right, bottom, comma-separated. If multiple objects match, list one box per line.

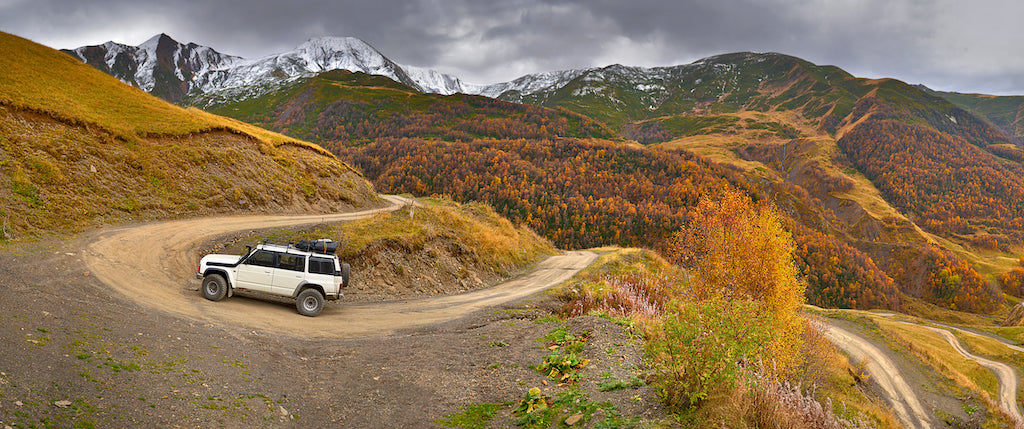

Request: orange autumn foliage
left=669, top=189, right=805, bottom=376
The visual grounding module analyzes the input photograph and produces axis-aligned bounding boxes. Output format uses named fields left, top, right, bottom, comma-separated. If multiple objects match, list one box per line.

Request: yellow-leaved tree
left=669, top=188, right=805, bottom=376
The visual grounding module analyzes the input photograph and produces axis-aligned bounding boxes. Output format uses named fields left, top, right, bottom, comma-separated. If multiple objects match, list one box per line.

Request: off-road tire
left=296, top=289, right=324, bottom=317
left=341, top=263, right=351, bottom=288
left=202, top=274, right=227, bottom=302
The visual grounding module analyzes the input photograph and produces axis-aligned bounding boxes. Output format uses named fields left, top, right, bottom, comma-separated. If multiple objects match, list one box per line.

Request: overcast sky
left=3, top=0, right=1023, bottom=95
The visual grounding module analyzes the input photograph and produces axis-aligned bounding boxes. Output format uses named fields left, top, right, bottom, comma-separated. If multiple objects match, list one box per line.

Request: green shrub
left=645, top=293, right=775, bottom=411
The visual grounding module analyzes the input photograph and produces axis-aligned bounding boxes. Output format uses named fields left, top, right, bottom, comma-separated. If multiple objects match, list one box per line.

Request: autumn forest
left=204, top=63, right=1024, bottom=316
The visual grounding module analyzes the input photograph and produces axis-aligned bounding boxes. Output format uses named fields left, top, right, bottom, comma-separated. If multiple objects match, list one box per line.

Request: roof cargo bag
left=296, top=239, right=338, bottom=254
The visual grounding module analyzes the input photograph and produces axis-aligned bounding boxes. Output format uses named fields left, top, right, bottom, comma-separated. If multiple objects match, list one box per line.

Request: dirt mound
left=345, top=237, right=502, bottom=302
left=1000, top=303, right=1024, bottom=326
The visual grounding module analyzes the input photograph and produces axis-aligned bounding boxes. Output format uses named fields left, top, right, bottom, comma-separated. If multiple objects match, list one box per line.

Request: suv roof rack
left=257, top=239, right=339, bottom=255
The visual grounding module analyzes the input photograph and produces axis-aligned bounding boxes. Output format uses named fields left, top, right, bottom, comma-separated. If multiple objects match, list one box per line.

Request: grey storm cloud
left=2, top=0, right=1024, bottom=94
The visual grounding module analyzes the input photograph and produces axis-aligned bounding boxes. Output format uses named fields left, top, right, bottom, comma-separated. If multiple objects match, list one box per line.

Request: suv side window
left=278, top=253, right=306, bottom=272
left=247, top=250, right=277, bottom=268
left=309, top=257, right=335, bottom=275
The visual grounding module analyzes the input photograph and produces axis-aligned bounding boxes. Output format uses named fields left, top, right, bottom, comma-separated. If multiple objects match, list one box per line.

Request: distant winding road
left=816, top=321, right=934, bottom=429
left=83, top=195, right=596, bottom=338
left=819, top=317, right=1023, bottom=428
left=921, top=325, right=1022, bottom=425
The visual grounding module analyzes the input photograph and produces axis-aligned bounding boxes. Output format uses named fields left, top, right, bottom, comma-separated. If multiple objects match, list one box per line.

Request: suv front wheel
left=296, top=289, right=324, bottom=317
left=202, top=274, right=228, bottom=302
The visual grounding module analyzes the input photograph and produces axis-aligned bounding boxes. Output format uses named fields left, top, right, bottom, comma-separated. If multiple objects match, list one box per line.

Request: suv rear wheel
left=202, top=274, right=228, bottom=302
left=296, top=288, right=324, bottom=317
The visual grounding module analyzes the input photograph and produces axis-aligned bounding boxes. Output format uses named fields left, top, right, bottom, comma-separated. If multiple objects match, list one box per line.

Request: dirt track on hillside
left=82, top=195, right=596, bottom=338
left=817, top=321, right=934, bottom=429
left=924, top=325, right=1023, bottom=425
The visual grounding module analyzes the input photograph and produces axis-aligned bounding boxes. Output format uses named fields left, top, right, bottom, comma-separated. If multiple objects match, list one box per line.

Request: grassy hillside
left=930, top=90, right=1024, bottom=140
left=0, top=32, right=380, bottom=237
left=198, top=69, right=618, bottom=148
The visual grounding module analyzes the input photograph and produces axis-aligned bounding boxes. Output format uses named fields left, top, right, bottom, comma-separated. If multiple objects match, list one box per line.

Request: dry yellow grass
left=0, top=31, right=380, bottom=237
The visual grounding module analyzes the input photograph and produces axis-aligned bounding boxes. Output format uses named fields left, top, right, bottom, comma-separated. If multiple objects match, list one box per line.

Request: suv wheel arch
left=296, top=288, right=325, bottom=317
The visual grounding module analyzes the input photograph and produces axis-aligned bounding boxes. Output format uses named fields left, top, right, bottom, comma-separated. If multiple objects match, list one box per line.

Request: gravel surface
left=0, top=207, right=665, bottom=427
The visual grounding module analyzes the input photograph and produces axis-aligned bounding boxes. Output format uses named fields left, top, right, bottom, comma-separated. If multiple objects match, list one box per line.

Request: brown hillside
left=0, top=106, right=379, bottom=237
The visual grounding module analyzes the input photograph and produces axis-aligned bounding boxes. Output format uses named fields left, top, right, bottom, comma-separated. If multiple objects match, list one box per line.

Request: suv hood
left=201, top=254, right=245, bottom=265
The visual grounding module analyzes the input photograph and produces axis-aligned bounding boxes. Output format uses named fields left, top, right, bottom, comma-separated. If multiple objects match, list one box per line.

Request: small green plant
left=537, top=353, right=589, bottom=384
left=513, top=388, right=553, bottom=428
left=539, top=388, right=640, bottom=429
left=534, top=315, right=561, bottom=324
left=489, top=341, right=508, bottom=347
left=534, top=326, right=591, bottom=384
left=542, top=326, right=588, bottom=354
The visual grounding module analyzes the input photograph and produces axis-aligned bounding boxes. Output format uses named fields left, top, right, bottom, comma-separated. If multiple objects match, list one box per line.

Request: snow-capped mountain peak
left=64, top=33, right=244, bottom=102
left=138, top=33, right=168, bottom=51
left=403, top=65, right=466, bottom=95
left=65, top=33, right=604, bottom=104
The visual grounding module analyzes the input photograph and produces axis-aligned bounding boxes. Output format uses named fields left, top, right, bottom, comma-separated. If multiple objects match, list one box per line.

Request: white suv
left=197, top=241, right=350, bottom=316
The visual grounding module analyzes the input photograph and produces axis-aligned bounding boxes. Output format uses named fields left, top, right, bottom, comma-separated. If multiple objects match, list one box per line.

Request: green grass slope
left=930, top=90, right=1024, bottom=140
left=196, top=69, right=619, bottom=149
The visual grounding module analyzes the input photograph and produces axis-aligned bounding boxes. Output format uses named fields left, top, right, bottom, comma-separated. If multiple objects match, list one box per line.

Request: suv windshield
left=247, top=250, right=276, bottom=267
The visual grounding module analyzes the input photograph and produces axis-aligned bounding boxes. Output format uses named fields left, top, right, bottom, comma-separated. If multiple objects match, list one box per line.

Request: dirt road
left=816, top=321, right=934, bottom=429
left=924, top=326, right=1023, bottom=425
left=83, top=195, right=596, bottom=338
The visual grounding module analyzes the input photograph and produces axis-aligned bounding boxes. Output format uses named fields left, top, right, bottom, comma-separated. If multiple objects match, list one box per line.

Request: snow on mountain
left=207, top=37, right=418, bottom=93
left=66, top=34, right=477, bottom=102
left=403, top=65, right=466, bottom=96
left=66, top=34, right=245, bottom=101
left=462, top=69, right=593, bottom=99
left=69, top=33, right=737, bottom=107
